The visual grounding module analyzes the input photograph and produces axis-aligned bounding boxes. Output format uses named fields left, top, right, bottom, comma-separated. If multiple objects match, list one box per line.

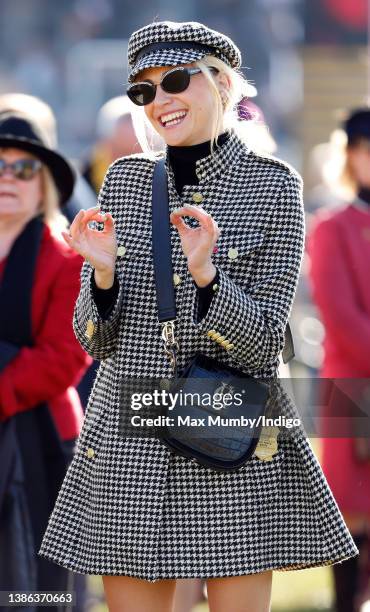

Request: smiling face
left=0, top=147, right=43, bottom=223
left=137, top=63, right=226, bottom=147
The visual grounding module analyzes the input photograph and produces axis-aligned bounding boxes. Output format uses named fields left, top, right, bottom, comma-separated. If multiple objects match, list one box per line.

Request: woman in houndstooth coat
left=39, top=20, right=358, bottom=611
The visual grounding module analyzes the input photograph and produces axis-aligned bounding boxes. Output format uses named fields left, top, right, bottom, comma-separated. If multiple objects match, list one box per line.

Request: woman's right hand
left=62, top=207, right=117, bottom=286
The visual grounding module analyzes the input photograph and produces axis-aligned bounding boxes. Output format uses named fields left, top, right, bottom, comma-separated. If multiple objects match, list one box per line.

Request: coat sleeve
left=193, top=269, right=219, bottom=322
left=307, top=216, right=370, bottom=372
left=72, top=165, right=125, bottom=360
left=191, top=171, right=305, bottom=372
left=0, top=254, right=91, bottom=420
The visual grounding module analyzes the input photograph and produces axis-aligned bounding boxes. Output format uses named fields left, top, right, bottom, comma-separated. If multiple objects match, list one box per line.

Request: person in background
left=0, top=93, right=97, bottom=222
left=308, top=107, right=370, bottom=612
left=82, top=95, right=143, bottom=193
left=0, top=111, right=91, bottom=611
left=0, top=92, right=101, bottom=410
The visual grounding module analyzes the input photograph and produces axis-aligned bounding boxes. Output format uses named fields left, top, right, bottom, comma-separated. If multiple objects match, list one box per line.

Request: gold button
left=192, top=192, right=203, bottom=204
left=254, top=428, right=279, bottom=461
left=86, top=448, right=95, bottom=459
left=117, top=245, right=126, bottom=256
left=85, top=319, right=95, bottom=339
left=211, top=332, right=222, bottom=341
left=216, top=336, right=226, bottom=344
left=212, top=283, right=218, bottom=291
left=207, top=329, right=217, bottom=338
left=228, top=248, right=238, bottom=260
left=173, top=273, right=181, bottom=286
left=225, top=343, right=235, bottom=351
left=220, top=340, right=230, bottom=348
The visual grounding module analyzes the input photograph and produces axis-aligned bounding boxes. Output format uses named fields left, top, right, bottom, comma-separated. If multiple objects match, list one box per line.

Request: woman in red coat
left=0, top=111, right=91, bottom=606
left=308, top=108, right=370, bottom=612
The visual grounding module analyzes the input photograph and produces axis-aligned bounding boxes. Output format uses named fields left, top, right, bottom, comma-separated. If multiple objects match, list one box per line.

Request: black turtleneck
left=168, top=131, right=230, bottom=195
left=92, top=133, right=231, bottom=321
left=357, top=187, right=370, bottom=206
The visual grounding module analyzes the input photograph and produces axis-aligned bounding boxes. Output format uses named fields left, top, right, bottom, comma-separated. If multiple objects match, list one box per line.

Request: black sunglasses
left=127, top=66, right=218, bottom=106
left=0, top=158, right=42, bottom=180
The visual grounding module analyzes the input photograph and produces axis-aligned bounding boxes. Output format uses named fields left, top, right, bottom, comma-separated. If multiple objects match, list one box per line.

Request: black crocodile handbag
left=159, top=352, right=272, bottom=471
left=151, top=159, right=290, bottom=471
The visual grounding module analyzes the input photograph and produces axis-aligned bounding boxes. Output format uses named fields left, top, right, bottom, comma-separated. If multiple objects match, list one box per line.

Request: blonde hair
left=130, top=56, right=272, bottom=157
left=40, top=165, right=69, bottom=236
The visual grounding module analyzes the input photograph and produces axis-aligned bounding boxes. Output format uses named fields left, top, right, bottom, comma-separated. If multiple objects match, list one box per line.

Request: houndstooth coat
left=39, top=131, right=358, bottom=581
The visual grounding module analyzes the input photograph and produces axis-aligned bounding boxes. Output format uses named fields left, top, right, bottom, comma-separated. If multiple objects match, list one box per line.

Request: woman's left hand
left=170, top=205, right=220, bottom=287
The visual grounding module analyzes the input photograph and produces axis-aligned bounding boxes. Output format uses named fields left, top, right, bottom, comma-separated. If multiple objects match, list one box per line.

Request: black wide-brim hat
left=127, top=20, right=242, bottom=83
left=0, top=112, right=75, bottom=205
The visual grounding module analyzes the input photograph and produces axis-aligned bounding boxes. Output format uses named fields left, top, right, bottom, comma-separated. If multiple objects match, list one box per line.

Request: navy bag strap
left=151, top=158, right=177, bottom=323
left=151, top=159, right=294, bottom=363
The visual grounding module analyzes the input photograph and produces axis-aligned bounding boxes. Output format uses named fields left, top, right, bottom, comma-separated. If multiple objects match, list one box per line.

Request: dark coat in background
left=0, top=217, right=89, bottom=610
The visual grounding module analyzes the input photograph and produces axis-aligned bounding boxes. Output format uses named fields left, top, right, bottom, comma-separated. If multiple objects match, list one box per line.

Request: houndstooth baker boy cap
left=127, top=20, right=242, bottom=83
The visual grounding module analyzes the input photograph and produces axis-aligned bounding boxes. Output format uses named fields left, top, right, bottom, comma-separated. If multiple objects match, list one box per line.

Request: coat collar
left=164, top=129, right=247, bottom=190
